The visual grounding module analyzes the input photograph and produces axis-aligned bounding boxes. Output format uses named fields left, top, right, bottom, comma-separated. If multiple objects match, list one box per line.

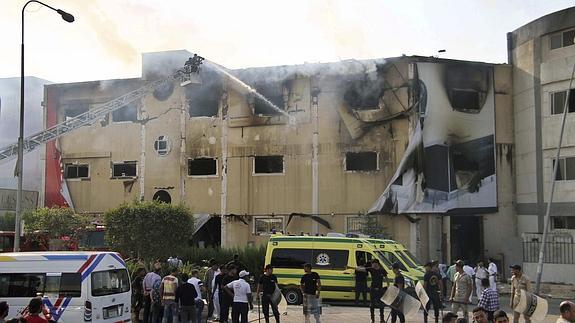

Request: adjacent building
left=508, top=6, right=575, bottom=283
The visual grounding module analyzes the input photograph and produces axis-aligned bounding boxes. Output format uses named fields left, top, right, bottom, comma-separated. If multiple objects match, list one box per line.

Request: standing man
left=478, top=278, right=500, bottom=321
left=474, top=261, right=489, bottom=302
left=449, top=260, right=472, bottom=321
left=131, top=268, right=146, bottom=323
left=176, top=273, right=197, bottom=323
left=225, top=270, right=253, bottom=323
left=487, top=258, right=498, bottom=290
left=143, top=263, right=162, bottom=323
left=354, top=260, right=369, bottom=306
left=160, top=267, right=180, bottom=323
left=300, top=263, right=321, bottom=323
left=462, top=262, right=475, bottom=303
left=220, top=266, right=239, bottom=323
left=187, top=270, right=205, bottom=323
left=423, top=261, right=443, bottom=323
left=367, top=259, right=389, bottom=323
left=510, top=264, right=532, bottom=323
left=212, top=265, right=227, bottom=322
left=557, top=301, right=575, bottom=323
left=205, top=259, right=218, bottom=320
left=446, top=262, right=457, bottom=295
left=257, top=265, right=281, bottom=323
left=390, top=262, right=406, bottom=323
left=438, top=262, right=448, bottom=298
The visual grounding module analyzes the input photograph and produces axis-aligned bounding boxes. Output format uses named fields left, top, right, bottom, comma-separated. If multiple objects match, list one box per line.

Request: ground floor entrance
left=450, top=215, right=483, bottom=264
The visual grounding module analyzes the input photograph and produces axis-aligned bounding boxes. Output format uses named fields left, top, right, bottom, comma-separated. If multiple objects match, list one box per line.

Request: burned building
left=39, top=49, right=516, bottom=266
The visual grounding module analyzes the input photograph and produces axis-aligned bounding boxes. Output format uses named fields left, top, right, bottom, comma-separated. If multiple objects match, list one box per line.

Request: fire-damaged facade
left=42, top=50, right=517, bottom=265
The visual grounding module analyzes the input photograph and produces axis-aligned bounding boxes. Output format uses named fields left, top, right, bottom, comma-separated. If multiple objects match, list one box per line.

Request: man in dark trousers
left=300, top=263, right=321, bottom=323
left=176, top=273, right=197, bottom=323
left=390, top=262, right=406, bottom=323
left=131, top=267, right=146, bottom=323
left=257, top=265, right=281, bottom=323
left=220, top=265, right=238, bottom=323
left=424, top=261, right=443, bottom=323
left=355, top=260, right=369, bottom=306
left=367, top=259, right=389, bottom=323
left=225, top=270, right=254, bottom=323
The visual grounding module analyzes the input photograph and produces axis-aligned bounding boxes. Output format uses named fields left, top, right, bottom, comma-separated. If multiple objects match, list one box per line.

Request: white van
left=0, top=251, right=131, bottom=322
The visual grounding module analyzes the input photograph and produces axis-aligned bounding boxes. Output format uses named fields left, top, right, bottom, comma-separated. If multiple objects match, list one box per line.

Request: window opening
left=112, top=102, right=138, bottom=122
left=188, top=157, right=217, bottom=176
left=252, top=83, right=286, bottom=116
left=153, top=190, right=172, bottom=204
left=112, top=161, right=137, bottom=178
left=254, top=156, right=284, bottom=174
left=551, top=90, right=575, bottom=115
left=345, top=152, right=378, bottom=171
left=154, top=135, right=171, bottom=156
left=91, top=269, right=130, bottom=297
left=554, top=157, right=575, bottom=181
left=65, top=164, right=89, bottom=179
left=0, top=273, right=45, bottom=298
left=254, top=217, right=284, bottom=235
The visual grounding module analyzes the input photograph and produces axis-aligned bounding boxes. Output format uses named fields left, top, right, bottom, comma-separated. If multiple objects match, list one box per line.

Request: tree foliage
left=104, top=201, right=194, bottom=263
left=23, top=207, right=87, bottom=239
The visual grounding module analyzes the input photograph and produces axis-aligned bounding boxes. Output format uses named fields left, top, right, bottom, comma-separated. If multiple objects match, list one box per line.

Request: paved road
left=205, top=295, right=567, bottom=323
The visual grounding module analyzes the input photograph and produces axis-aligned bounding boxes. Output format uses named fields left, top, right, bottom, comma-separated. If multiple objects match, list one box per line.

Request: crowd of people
left=132, top=255, right=281, bottom=323
left=0, top=297, right=56, bottom=323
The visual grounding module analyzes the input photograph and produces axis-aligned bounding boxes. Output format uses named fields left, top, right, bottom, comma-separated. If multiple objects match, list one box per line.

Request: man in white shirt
left=463, top=263, right=475, bottom=302
left=487, top=258, right=498, bottom=290
left=187, top=269, right=205, bottom=323
left=474, top=261, right=489, bottom=301
left=225, top=270, right=254, bottom=323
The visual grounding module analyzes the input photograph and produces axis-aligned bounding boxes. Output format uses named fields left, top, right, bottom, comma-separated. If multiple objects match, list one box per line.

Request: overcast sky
left=1, top=0, right=574, bottom=83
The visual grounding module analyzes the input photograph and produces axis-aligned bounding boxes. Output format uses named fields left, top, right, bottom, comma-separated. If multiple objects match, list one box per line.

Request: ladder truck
left=0, top=55, right=204, bottom=163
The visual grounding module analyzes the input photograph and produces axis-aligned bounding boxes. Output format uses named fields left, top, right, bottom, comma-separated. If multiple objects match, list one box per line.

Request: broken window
left=553, top=157, right=575, bottom=181
left=254, top=156, right=284, bottom=174
left=188, top=157, right=217, bottom=176
left=254, top=217, right=284, bottom=235
left=62, top=102, right=89, bottom=121
left=112, top=101, right=138, bottom=122
left=445, top=64, right=489, bottom=113
left=153, top=190, right=172, bottom=204
left=552, top=216, right=575, bottom=230
left=154, top=135, right=171, bottom=156
left=550, top=29, right=575, bottom=50
left=253, top=83, right=286, bottom=116
left=64, top=163, right=89, bottom=179
left=111, top=161, right=137, bottom=178
left=343, top=80, right=383, bottom=110
left=186, top=71, right=222, bottom=117
left=345, top=152, right=378, bottom=172
left=424, top=145, right=457, bottom=192
left=551, top=89, right=575, bottom=115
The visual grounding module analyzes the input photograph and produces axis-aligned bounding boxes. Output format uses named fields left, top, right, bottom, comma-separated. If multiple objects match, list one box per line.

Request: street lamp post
left=14, top=1, right=74, bottom=252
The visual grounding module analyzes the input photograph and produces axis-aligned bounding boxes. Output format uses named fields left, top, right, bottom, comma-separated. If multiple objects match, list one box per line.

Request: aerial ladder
left=0, top=55, right=204, bottom=163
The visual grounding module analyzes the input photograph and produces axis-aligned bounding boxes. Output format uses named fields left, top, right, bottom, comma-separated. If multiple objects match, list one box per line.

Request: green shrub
left=104, top=201, right=194, bottom=264
left=23, top=207, right=87, bottom=239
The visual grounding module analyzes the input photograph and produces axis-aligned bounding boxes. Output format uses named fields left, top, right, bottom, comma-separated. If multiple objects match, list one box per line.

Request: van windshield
left=376, top=251, right=407, bottom=271
left=91, top=269, right=130, bottom=297
left=397, top=251, right=417, bottom=268
left=400, top=249, right=423, bottom=267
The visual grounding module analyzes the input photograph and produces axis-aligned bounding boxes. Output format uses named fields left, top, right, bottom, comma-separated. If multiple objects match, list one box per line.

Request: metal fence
left=522, top=233, right=575, bottom=264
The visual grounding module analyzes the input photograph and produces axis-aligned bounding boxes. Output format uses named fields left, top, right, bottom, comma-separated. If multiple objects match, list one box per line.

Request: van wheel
left=284, top=288, right=302, bottom=305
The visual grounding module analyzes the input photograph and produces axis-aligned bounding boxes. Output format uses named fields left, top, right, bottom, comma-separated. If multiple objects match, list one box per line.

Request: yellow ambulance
left=264, top=235, right=419, bottom=304
left=365, top=238, right=426, bottom=280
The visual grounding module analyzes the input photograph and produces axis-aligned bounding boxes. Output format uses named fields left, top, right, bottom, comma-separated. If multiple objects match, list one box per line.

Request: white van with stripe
left=0, top=251, right=131, bottom=322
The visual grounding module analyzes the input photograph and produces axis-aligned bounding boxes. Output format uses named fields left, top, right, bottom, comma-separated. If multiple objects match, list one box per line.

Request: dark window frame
left=111, top=161, right=137, bottom=179
left=64, top=163, right=90, bottom=179
left=550, top=29, right=575, bottom=50
left=253, top=155, right=284, bottom=175
left=553, top=157, right=575, bottom=181
left=188, top=157, right=218, bottom=177
left=253, top=217, right=284, bottom=235
left=0, top=273, right=46, bottom=298
left=111, top=102, right=138, bottom=123
left=345, top=152, right=379, bottom=172
left=550, top=89, right=575, bottom=115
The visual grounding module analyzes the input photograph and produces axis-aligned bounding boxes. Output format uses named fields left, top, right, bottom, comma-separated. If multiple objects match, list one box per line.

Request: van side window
left=355, top=251, right=373, bottom=266
left=0, top=273, right=46, bottom=297
left=45, top=273, right=82, bottom=297
left=60, top=273, right=82, bottom=297
left=271, top=249, right=313, bottom=269
left=312, top=250, right=349, bottom=270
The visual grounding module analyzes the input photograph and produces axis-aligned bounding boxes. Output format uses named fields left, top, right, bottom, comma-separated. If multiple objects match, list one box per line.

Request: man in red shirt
left=25, top=298, right=49, bottom=323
